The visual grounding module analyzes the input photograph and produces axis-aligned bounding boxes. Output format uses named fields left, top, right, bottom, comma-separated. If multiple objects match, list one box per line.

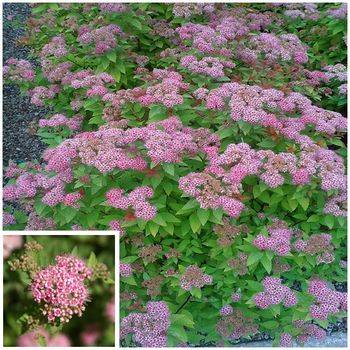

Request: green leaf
left=71, top=246, right=78, bottom=256
left=297, top=197, right=310, bottom=211
left=168, top=324, right=188, bottom=342
left=189, top=213, right=201, bottom=233
left=322, top=215, right=335, bottom=229
left=88, top=252, right=97, bottom=268
left=247, top=252, right=263, bottom=266
left=197, top=208, right=210, bottom=226
left=171, top=314, right=194, bottom=328
left=190, top=287, right=202, bottom=299
left=262, top=320, right=279, bottom=330
left=149, top=105, right=167, bottom=122
left=122, top=275, right=137, bottom=286
left=261, top=253, right=272, bottom=273
left=106, top=50, right=117, bottom=62
left=163, top=163, right=175, bottom=176
left=176, top=199, right=199, bottom=215
left=147, top=221, right=159, bottom=236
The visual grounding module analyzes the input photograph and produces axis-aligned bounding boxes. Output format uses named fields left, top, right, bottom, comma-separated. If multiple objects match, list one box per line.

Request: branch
left=175, top=294, right=191, bottom=314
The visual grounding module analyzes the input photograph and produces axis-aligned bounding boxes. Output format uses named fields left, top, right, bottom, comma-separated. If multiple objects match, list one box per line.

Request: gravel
left=3, top=3, right=47, bottom=169
left=233, top=332, right=347, bottom=348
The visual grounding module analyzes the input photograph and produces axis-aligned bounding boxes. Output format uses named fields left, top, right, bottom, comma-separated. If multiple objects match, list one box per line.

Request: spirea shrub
left=3, top=2, right=347, bottom=347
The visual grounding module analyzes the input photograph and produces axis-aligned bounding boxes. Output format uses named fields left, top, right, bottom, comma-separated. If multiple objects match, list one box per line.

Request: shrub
left=3, top=2, right=347, bottom=347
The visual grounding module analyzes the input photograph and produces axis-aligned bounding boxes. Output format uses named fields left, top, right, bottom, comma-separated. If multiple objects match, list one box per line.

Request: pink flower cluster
left=216, top=307, right=258, bottom=340
left=3, top=235, right=22, bottom=259
left=283, top=3, right=320, bottom=20
left=39, top=114, right=83, bottom=131
left=294, top=233, right=335, bottom=264
left=138, top=69, right=189, bottom=108
left=279, top=332, right=293, bottom=347
left=179, top=172, right=245, bottom=218
left=99, top=3, right=128, bottom=13
left=40, top=36, right=67, bottom=58
left=121, top=301, right=170, bottom=347
left=17, top=328, right=71, bottom=347
left=211, top=8, right=277, bottom=40
left=106, top=186, right=156, bottom=221
left=41, top=60, right=72, bottom=83
left=29, top=85, right=60, bottom=106
left=327, top=3, right=347, bottom=19
left=3, top=58, right=35, bottom=82
left=78, top=24, right=122, bottom=54
left=253, top=222, right=293, bottom=256
left=307, top=279, right=347, bottom=320
left=206, top=82, right=346, bottom=136
left=105, top=296, right=115, bottom=322
left=3, top=212, right=16, bottom=227
left=68, top=70, right=115, bottom=97
left=180, top=55, right=235, bottom=79
left=31, top=254, right=92, bottom=323
left=176, top=23, right=228, bottom=54
left=179, top=264, right=213, bottom=290
left=120, top=262, right=133, bottom=277
left=109, top=220, right=124, bottom=235
left=293, top=320, right=326, bottom=344
left=237, top=33, right=308, bottom=65
left=25, top=212, right=56, bottom=230
left=173, top=3, right=215, bottom=18
left=80, top=324, right=101, bottom=346
left=254, top=277, right=297, bottom=309
left=179, top=140, right=320, bottom=217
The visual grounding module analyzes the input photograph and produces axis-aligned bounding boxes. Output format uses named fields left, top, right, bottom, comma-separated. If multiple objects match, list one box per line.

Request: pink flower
left=31, top=255, right=92, bottom=323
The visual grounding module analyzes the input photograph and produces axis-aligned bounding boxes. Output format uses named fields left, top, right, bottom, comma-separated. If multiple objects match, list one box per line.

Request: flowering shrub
left=4, top=235, right=115, bottom=346
left=3, top=2, right=347, bottom=347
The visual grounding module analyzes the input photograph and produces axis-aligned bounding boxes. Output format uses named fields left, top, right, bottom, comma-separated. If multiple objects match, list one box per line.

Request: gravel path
left=233, top=331, right=347, bottom=348
left=3, top=3, right=47, bottom=168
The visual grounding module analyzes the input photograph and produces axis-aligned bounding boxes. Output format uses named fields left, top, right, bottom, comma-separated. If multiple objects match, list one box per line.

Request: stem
left=175, top=294, right=191, bottom=314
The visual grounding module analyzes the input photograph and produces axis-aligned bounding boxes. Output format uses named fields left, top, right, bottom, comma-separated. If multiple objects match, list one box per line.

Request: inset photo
left=3, top=235, right=115, bottom=347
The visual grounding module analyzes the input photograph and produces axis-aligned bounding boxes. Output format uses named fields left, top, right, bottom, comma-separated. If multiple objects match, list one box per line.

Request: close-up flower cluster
left=4, top=236, right=115, bottom=346
left=2, top=2, right=347, bottom=348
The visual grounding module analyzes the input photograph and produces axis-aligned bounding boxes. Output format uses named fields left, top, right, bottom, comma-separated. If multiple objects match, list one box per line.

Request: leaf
left=71, top=246, right=78, bottom=256
left=122, top=276, right=137, bottom=286
left=297, top=197, right=309, bottom=211
left=262, top=320, right=279, bottom=330
left=189, top=213, right=201, bottom=233
left=163, top=163, right=175, bottom=176
left=152, top=213, right=167, bottom=227
left=197, top=208, right=210, bottom=226
left=247, top=252, right=263, bottom=266
left=190, top=287, right=202, bottom=299
left=18, top=271, right=31, bottom=285
left=106, top=50, right=117, bottom=62
left=147, top=221, right=159, bottom=237
left=261, top=253, right=272, bottom=273
left=171, top=314, right=194, bottom=328
left=88, top=252, right=97, bottom=268
left=37, top=334, right=47, bottom=347
left=322, top=215, right=335, bottom=229
left=149, top=105, right=166, bottom=122
left=176, top=199, right=199, bottom=215
left=168, top=324, right=188, bottom=342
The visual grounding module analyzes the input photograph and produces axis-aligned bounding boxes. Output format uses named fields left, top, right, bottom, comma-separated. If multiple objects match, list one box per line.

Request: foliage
left=3, top=235, right=115, bottom=346
left=2, top=2, right=347, bottom=347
